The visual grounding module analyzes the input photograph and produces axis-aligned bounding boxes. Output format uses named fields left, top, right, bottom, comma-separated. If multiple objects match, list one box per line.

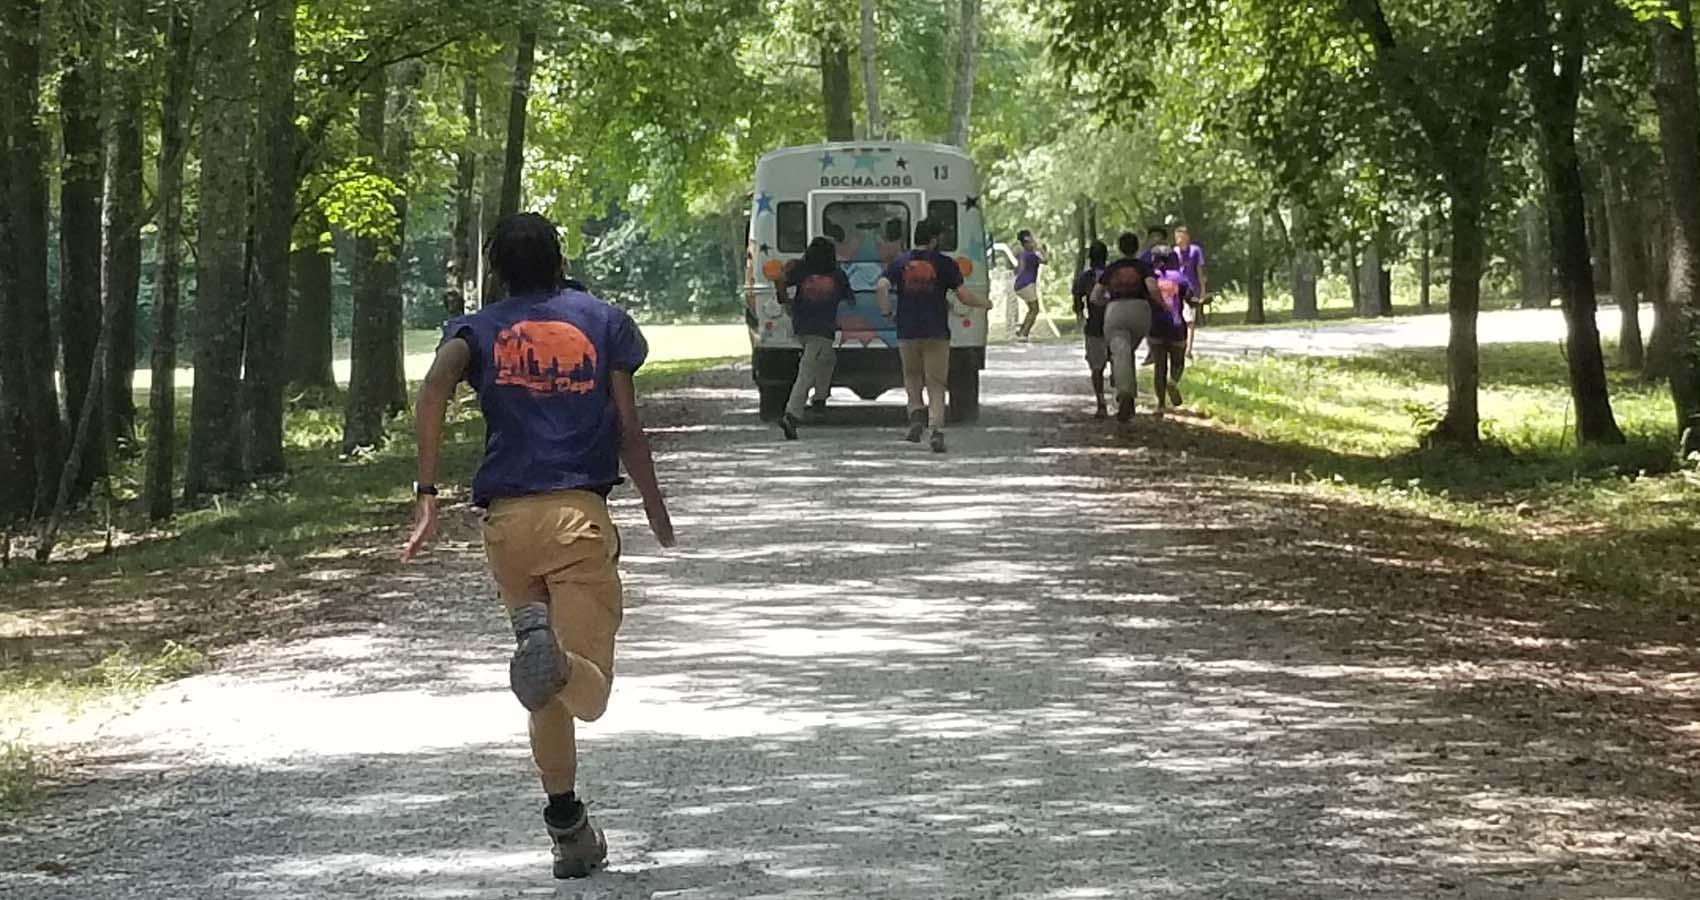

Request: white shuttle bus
left=742, top=141, right=990, bottom=421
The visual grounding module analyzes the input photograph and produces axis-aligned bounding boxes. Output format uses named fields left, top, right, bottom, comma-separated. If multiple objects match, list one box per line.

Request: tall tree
left=447, top=72, right=477, bottom=318
left=1246, top=205, right=1267, bottom=324
left=102, top=0, right=145, bottom=455
left=1527, top=0, right=1623, bottom=444
left=1603, top=162, right=1645, bottom=370
left=1650, top=0, right=1700, bottom=454
left=0, top=0, right=64, bottom=519
left=59, top=0, right=108, bottom=494
left=499, top=27, right=537, bottom=220
left=144, top=0, right=192, bottom=520
left=243, top=0, right=298, bottom=476
left=1345, top=0, right=1529, bottom=447
left=1520, top=201, right=1552, bottom=309
left=183, top=0, right=254, bottom=503
left=821, top=32, right=854, bottom=141
left=859, top=0, right=882, bottom=139
left=286, top=211, right=336, bottom=393
left=1291, top=206, right=1319, bottom=321
left=342, top=67, right=397, bottom=453
left=947, top=0, right=982, bottom=147
left=385, top=60, right=425, bottom=414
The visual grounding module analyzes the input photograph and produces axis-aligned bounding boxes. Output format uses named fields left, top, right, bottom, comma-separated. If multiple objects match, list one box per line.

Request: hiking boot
left=1168, top=385, right=1184, bottom=407
left=510, top=604, right=569, bottom=713
left=930, top=429, right=947, bottom=453
left=545, top=804, right=607, bottom=879
left=1116, top=398, right=1135, bottom=422
left=779, top=413, right=799, bottom=441
left=904, top=409, right=926, bottom=443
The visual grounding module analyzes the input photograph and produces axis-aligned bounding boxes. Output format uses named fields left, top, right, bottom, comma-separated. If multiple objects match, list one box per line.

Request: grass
left=1181, top=342, right=1700, bottom=610
left=0, top=741, right=39, bottom=815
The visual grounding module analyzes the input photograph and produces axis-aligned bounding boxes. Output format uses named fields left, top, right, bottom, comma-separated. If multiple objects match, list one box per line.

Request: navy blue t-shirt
left=1072, top=266, right=1106, bottom=337
left=783, top=261, right=853, bottom=339
left=443, top=288, right=648, bottom=507
left=881, top=249, right=964, bottom=340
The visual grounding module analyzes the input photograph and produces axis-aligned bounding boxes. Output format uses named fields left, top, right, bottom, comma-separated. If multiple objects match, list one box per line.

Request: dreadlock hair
left=485, top=212, right=563, bottom=296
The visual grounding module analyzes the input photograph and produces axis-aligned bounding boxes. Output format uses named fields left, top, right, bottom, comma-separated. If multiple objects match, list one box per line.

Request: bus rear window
left=776, top=202, right=807, bottom=252
left=822, top=201, right=911, bottom=265
left=927, top=200, right=959, bottom=251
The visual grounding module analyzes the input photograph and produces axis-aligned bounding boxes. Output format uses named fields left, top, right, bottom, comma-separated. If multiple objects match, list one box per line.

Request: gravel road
left=4, top=336, right=1697, bottom=899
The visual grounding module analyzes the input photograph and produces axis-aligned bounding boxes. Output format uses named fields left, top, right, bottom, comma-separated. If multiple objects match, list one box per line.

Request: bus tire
left=947, top=368, right=980, bottom=423
left=758, top=384, right=789, bottom=421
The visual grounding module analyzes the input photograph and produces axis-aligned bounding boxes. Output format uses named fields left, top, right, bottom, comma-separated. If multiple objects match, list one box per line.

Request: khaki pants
left=787, top=335, right=836, bottom=418
left=899, top=338, right=950, bottom=430
left=483, top=490, right=624, bottom=795
left=1104, top=299, right=1152, bottom=403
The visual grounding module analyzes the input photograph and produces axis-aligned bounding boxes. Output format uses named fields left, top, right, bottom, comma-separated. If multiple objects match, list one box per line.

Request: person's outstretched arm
left=612, top=370, right=675, bottom=547
left=954, top=284, right=992, bottom=310
left=402, top=338, right=470, bottom=561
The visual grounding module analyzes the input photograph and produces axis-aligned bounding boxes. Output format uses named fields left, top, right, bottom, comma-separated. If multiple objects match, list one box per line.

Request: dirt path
left=5, top=342, right=1698, bottom=899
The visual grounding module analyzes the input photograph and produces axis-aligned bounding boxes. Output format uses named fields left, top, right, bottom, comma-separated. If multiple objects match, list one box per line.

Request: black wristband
left=412, top=482, right=438, bottom=497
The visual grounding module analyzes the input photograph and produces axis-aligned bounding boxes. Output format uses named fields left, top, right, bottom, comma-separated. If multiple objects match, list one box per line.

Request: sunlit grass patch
left=1184, top=341, right=1698, bottom=608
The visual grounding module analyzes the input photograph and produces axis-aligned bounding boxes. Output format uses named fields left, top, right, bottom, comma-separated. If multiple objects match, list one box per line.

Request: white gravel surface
left=4, top=334, right=1697, bottom=899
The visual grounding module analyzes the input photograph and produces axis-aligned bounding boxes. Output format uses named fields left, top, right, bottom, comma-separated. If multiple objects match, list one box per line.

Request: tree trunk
left=144, top=1, right=191, bottom=520
left=446, top=73, right=477, bottom=319
left=1589, top=181, right=1612, bottom=293
left=1652, top=0, right=1700, bottom=454
left=1520, top=201, right=1551, bottom=309
left=1291, top=206, right=1319, bottom=321
left=1529, top=10, right=1624, bottom=446
left=858, top=0, right=882, bottom=139
left=60, top=1, right=107, bottom=495
left=102, top=0, right=144, bottom=456
left=1179, top=184, right=1206, bottom=234
left=821, top=35, right=854, bottom=142
left=1, top=0, right=63, bottom=520
left=499, top=27, right=536, bottom=220
left=1247, top=206, right=1267, bottom=324
left=1645, top=193, right=1677, bottom=380
left=342, top=68, right=396, bottom=453
left=183, top=0, right=252, bottom=504
left=946, top=0, right=981, bottom=147
left=243, top=0, right=297, bottom=476
left=478, top=53, right=507, bottom=305
left=1087, top=201, right=1099, bottom=245
left=1604, top=163, right=1645, bottom=371
left=385, top=61, right=423, bottom=415
left=1346, top=237, right=1363, bottom=315
left=1359, top=240, right=1383, bottom=317
left=1072, top=199, right=1087, bottom=273
left=287, top=210, right=336, bottom=393
left=1419, top=214, right=1433, bottom=313
left=1431, top=196, right=1485, bottom=448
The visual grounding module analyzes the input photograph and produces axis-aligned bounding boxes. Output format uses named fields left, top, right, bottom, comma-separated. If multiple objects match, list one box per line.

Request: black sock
left=546, top=791, right=582, bottom=824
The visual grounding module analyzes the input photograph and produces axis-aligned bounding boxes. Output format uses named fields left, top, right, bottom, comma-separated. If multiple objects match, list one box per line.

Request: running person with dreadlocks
left=403, top=212, right=675, bottom=880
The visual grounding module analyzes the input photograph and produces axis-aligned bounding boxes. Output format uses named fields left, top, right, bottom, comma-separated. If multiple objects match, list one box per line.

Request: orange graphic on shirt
left=493, top=320, right=599, bottom=394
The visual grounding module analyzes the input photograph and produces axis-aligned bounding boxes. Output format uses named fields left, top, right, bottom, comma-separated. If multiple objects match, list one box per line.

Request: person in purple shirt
left=772, top=236, right=854, bottom=440
left=1173, top=224, right=1209, bottom=357
left=403, top=213, right=674, bottom=880
left=877, top=219, right=990, bottom=453
left=1013, top=229, right=1047, bottom=340
left=1148, top=249, right=1192, bottom=417
left=1071, top=240, right=1111, bottom=418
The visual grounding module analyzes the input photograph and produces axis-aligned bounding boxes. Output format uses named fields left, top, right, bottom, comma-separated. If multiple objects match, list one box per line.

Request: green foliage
left=0, top=742, right=39, bottom=814
left=90, top=641, right=207, bottom=690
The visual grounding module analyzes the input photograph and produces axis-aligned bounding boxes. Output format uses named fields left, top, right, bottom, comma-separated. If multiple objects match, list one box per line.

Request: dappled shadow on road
left=5, top=350, right=1699, bottom=898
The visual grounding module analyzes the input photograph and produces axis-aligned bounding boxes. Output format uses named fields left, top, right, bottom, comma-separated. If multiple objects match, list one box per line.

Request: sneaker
left=808, top=399, right=828, bottom=420
left=509, top=604, right=568, bottom=713
left=904, top=410, right=926, bottom=443
left=1093, top=403, right=1108, bottom=420
left=545, top=804, right=607, bottom=879
left=779, top=413, right=799, bottom=441
left=930, top=430, right=947, bottom=453
left=1154, top=405, right=1166, bottom=421
left=810, top=398, right=828, bottom=413
left=1116, top=398, right=1135, bottom=423
left=1168, top=385, right=1184, bottom=407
